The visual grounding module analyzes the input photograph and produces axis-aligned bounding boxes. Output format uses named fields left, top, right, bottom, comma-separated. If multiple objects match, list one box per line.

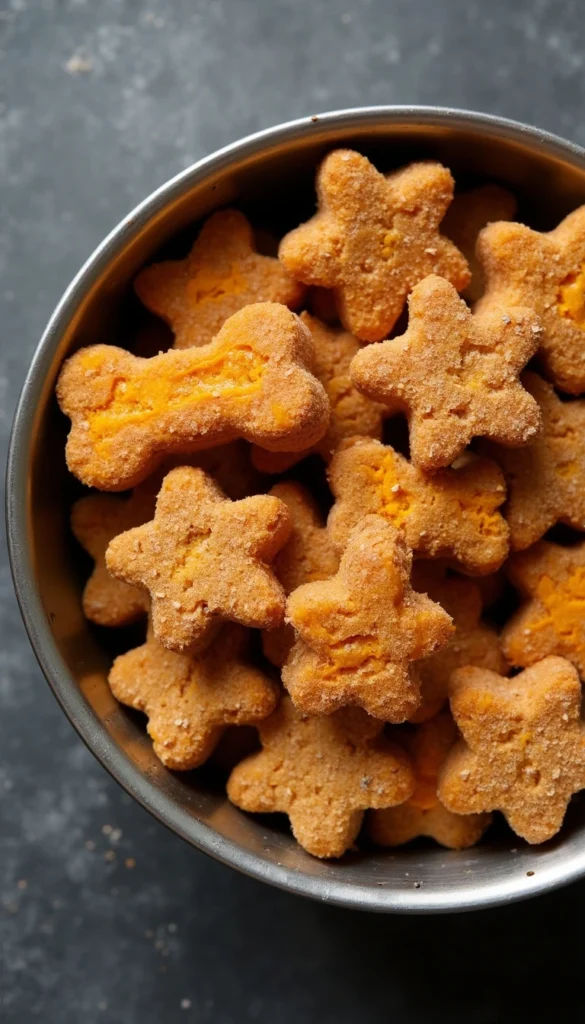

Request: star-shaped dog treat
left=476, top=205, right=585, bottom=393
left=440, top=184, right=517, bottom=303
left=369, top=712, right=492, bottom=849
left=109, top=623, right=278, bottom=771
left=438, top=657, right=585, bottom=843
left=227, top=696, right=415, bottom=858
left=251, top=312, right=385, bottom=473
left=502, top=540, right=585, bottom=675
left=135, top=209, right=306, bottom=348
left=279, top=150, right=470, bottom=342
left=410, top=563, right=506, bottom=722
left=106, top=466, right=292, bottom=652
left=350, top=275, right=541, bottom=471
left=327, top=438, right=509, bottom=575
left=261, top=482, right=339, bottom=668
left=484, top=372, right=585, bottom=550
left=56, top=302, right=329, bottom=491
left=282, top=515, right=453, bottom=721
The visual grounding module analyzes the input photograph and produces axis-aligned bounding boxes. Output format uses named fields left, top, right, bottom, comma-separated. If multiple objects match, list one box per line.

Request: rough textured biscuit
left=109, top=622, right=278, bottom=770
left=252, top=312, right=384, bottom=473
left=134, top=209, right=306, bottom=348
left=71, top=482, right=155, bottom=627
left=410, top=563, right=506, bottom=722
left=476, top=206, right=585, bottom=393
left=441, top=184, right=517, bottom=303
left=369, top=712, right=492, bottom=848
left=484, top=372, right=585, bottom=550
left=279, top=150, right=470, bottom=342
left=282, top=515, right=453, bottom=721
left=327, top=438, right=509, bottom=575
left=502, top=540, right=585, bottom=675
left=438, top=657, right=585, bottom=843
left=106, top=466, right=292, bottom=652
left=261, top=482, right=339, bottom=668
left=351, top=275, right=541, bottom=471
left=227, top=696, right=415, bottom=858
left=56, top=302, right=330, bottom=491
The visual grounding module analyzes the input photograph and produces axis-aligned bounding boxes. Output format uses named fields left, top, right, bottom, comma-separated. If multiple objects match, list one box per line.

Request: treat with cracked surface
left=279, top=150, right=470, bottom=342
left=134, top=209, right=305, bottom=349
left=106, top=466, right=292, bottom=652
left=476, top=205, right=585, bottom=393
left=410, top=563, right=506, bottom=722
left=56, top=302, right=330, bottom=491
left=350, top=275, right=541, bottom=471
left=109, top=622, right=278, bottom=771
left=251, top=311, right=384, bottom=473
left=282, top=515, right=453, bottom=721
left=441, top=183, right=517, bottom=303
left=369, top=711, right=492, bottom=848
left=438, top=657, right=585, bottom=843
left=502, top=540, right=585, bottom=676
left=327, top=438, right=509, bottom=576
left=227, top=696, right=415, bottom=858
left=483, top=371, right=585, bottom=550
left=261, top=482, right=339, bottom=668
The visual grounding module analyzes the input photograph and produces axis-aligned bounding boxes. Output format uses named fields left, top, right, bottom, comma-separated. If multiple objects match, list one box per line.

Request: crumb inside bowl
left=8, top=107, right=585, bottom=912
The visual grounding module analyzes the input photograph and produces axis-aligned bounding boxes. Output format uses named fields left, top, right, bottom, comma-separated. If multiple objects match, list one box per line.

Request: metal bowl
left=8, top=106, right=585, bottom=913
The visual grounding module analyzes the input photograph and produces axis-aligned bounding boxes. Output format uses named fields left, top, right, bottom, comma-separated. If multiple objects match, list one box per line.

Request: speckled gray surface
left=2, top=1, right=585, bottom=1020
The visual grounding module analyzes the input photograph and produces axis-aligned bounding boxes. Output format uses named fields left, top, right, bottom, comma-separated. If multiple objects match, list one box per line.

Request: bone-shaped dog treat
left=56, top=302, right=330, bottom=491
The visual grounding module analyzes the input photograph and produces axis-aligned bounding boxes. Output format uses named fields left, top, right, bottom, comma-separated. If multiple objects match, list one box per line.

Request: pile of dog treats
left=57, top=149, right=585, bottom=858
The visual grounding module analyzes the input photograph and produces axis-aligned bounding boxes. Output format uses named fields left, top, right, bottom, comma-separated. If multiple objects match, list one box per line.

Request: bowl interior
left=12, top=110, right=585, bottom=911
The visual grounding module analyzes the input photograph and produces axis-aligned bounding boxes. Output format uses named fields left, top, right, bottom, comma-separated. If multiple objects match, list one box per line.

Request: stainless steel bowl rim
left=7, top=106, right=585, bottom=913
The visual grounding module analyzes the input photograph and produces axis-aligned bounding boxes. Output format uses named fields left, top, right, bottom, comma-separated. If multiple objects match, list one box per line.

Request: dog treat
left=261, top=482, right=339, bottom=667
left=282, top=515, right=453, bottom=721
left=476, top=206, right=585, bottom=393
left=369, top=712, right=492, bottom=848
left=227, top=696, right=415, bottom=858
left=410, top=564, right=506, bottom=722
left=441, top=184, right=517, bottom=303
left=134, top=209, right=306, bottom=349
left=71, top=483, right=156, bottom=628
left=327, top=438, right=509, bottom=575
left=109, top=622, right=278, bottom=770
left=350, top=275, right=541, bottom=471
left=502, top=540, right=585, bottom=675
left=252, top=312, right=384, bottom=473
left=106, top=466, right=292, bottom=652
left=56, top=302, right=330, bottom=491
left=279, top=150, right=470, bottom=342
left=484, top=372, right=585, bottom=550
left=438, top=657, right=585, bottom=843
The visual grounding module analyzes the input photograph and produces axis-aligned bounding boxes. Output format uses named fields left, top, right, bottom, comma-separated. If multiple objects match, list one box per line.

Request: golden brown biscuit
left=56, top=302, right=330, bottom=491
left=251, top=312, right=385, bottom=473
left=279, top=150, right=470, bottom=342
left=476, top=206, right=585, bottom=393
left=441, top=184, right=517, bottom=303
left=350, top=275, right=541, bottom=471
left=327, top=438, right=509, bottom=575
left=282, top=515, right=453, bottom=721
left=438, top=657, right=585, bottom=843
left=109, top=623, right=278, bottom=770
left=410, top=563, right=506, bottom=722
left=369, top=712, right=492, bottom=848
left=106, top=466, right=291, bottom=652
left=502, top=540, right=585, bottom=675
left=135, top=209, right=305, bottom=348
left=261, top=482, right=339, bottom=667
left=227, top=696, right=415, bottom=858
left=484, top=372, right=585, bottom=550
